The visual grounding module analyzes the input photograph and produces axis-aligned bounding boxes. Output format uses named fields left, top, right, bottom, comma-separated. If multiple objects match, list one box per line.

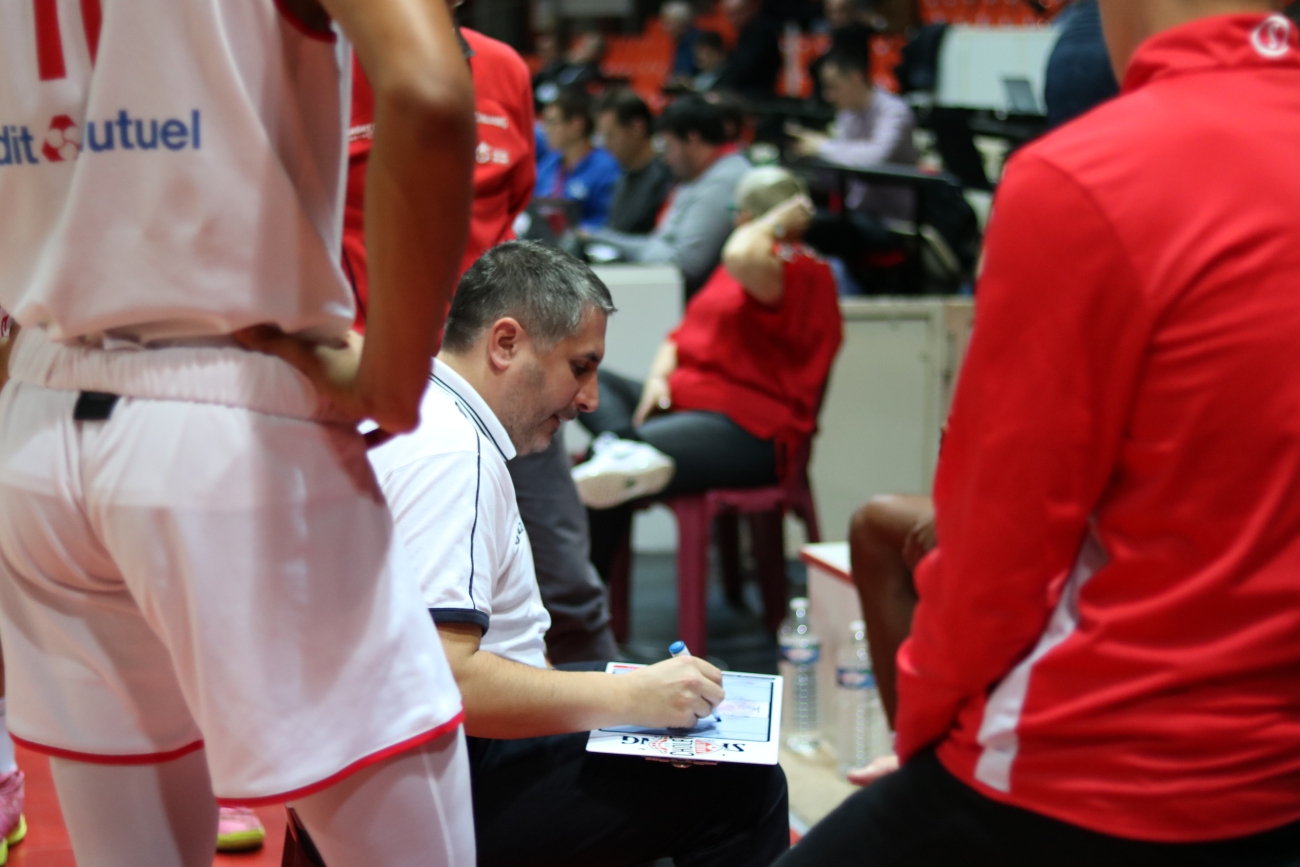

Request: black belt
left=73, top=391, right=119, bottom=421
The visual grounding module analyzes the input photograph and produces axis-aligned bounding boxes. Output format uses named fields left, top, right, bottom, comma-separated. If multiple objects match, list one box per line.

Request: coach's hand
left=623, top=656, right=725, bottom=729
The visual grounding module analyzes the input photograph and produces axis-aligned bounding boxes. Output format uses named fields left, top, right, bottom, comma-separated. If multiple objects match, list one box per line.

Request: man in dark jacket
left=717, top=0, right=782, bottom=95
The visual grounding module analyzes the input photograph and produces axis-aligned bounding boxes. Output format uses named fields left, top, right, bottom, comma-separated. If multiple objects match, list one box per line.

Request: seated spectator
left=1044, top=0, right=1119, bottom=128
left=537, top=88, right=622, bottom=230
left=788, top=49, right=917, bottom=212
left=533, top=32, right=606, bottom=106
left=533, top=31, right=562, bottom=77
left=692, top=30, right=730, bottom=91
left=663, top=0, right=702, bottom=82
left=368, top=241, right=791, bottom=867
left=584, top=96, right=751, bottom=294
left=573, top=168, right=843, bottom=580
left=809, top=0, right=879, bottom=103
left=594, top=90, right=675, bottom=234
left=788, top=49, right=918, bottom=291
left=716, top=0, right=782, bottom=96
left=706, top=90, right=749, bottom=142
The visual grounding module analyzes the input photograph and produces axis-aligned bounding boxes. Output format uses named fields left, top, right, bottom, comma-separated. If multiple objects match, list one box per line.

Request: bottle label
left=782, top=645, right=820, bottom=665
left=836, top=667, right=876, bottom=689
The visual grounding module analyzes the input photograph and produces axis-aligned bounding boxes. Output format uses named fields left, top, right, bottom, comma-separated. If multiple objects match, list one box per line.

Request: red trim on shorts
left=271, top=0, right=338, bottom=43
left=215, top=711, right=466, bottom=807
left=11, top=735, right=206, bottom=765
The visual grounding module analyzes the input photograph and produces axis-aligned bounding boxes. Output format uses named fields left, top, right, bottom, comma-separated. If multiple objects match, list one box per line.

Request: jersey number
left=33, top=0, right=102, bottom=81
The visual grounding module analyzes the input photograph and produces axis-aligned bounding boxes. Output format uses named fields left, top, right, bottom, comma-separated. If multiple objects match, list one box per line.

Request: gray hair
left=734, top=166, right=809, bottom=219
left=443, top=241, right=616, bottom=353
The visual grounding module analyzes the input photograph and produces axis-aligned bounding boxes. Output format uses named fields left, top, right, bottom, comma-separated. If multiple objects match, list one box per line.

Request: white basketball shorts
left=0, top=330, right=464, bottom=804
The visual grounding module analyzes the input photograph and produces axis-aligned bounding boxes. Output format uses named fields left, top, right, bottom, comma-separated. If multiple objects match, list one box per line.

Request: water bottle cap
left=669, top=641, right=686, bottom=655
left=789, top=597, right=810, bottom=609
left=849, top=620, right=866, bottom=631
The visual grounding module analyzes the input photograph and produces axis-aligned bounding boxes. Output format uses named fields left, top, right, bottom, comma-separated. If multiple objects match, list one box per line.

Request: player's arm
left=722, top=194, right=815, bottom=305
left=0, top=322, right=18, bottom=391
left=332, top=0, right=475, bottom=431
left=893, top=155, right=1153, bottom=761
left=241, top=0, right=475, bottom=433
left=438, top=624, right=724, bottom=739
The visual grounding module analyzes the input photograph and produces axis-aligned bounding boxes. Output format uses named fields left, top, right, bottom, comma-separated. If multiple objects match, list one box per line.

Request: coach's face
left=496, top=308, right=606, bottom=455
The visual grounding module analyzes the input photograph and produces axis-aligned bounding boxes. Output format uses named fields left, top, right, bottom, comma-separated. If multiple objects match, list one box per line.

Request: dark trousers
left=579, top=370, right=777, bottom=581
left=509, top=433, right=618, bottom=663
left=775, top=749, right=1300, bottom=867
left=286, top=664, right=789, bottom=867
left=469, top=724, right=790, bottom=867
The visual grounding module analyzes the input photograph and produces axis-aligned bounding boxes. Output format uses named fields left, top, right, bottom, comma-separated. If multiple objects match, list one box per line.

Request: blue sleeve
left=535, top=151, right=560, bottom=199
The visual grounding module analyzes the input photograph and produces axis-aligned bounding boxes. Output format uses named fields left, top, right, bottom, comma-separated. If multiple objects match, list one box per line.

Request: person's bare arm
left=438, top=623, right=724, bottom=739
left=0, top=322, right=18, bottom=391
left=632, top=340, right=678, bottom=426
left=722, top=195, right=815, bottom=306
left=785, top=121, right=829, bottom=159
left=238, top=0, right=475, bottom=434
left=849, top=494, right=930, bottom=727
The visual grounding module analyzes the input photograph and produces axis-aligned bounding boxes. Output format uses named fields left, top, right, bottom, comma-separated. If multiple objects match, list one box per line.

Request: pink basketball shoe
left=0, top=769, right=26, bottom=866
left=217, top=806, right=266, bottom=852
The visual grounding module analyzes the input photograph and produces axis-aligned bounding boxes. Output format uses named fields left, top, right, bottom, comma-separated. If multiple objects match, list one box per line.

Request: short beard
left=499, top=359, right=554, bottom=455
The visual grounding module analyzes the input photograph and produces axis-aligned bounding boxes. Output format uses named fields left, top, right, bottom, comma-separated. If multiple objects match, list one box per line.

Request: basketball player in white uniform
left=0, top=1, right=477, bottom=865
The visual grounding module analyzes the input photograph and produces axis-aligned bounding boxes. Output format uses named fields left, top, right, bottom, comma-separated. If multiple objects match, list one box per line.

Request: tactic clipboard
left=584, top=663, right=783, bottom=766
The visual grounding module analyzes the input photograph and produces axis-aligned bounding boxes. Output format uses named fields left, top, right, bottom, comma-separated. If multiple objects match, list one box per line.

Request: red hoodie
left=343, top=29, right=535, bottom=329
left=896, top=13, right=1300, bottom=842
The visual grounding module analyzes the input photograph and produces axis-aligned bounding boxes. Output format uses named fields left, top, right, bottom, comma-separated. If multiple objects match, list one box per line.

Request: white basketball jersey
left=0, top=0, right=354, bottom=343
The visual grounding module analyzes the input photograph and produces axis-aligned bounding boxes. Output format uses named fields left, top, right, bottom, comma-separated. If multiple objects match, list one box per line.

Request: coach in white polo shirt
left=368, top=241, right=790, bottom=867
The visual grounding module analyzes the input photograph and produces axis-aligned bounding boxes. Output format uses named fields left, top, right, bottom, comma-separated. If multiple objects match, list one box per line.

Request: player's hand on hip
left=625, top=656, right=725, bottom=729
left=234, top=326, right=374, bottom=424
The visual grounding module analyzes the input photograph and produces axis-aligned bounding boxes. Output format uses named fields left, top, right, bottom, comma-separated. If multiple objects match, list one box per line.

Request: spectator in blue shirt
left=536, top=88, right=622, bottom=230
left=663, top=1, right=701, bottom=80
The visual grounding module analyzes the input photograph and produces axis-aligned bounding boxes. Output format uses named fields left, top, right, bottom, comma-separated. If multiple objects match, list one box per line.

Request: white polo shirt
left=369, top=360, right=551, bottom=668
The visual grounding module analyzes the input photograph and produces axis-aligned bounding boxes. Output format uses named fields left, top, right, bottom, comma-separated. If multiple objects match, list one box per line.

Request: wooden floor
left=9, top=744, right=286, bottom=867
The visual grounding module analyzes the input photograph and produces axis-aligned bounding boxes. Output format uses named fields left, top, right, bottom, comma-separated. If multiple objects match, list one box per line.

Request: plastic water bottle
left=778, top=597, right=821, bottom=755
left=836, top=620, right=885, bottom=777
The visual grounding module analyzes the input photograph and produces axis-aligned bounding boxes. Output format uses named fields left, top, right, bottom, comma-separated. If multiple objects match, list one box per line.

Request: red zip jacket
left=343, top=29, right=535, bottom=329
left=896, top=14, right=1300, bottom=842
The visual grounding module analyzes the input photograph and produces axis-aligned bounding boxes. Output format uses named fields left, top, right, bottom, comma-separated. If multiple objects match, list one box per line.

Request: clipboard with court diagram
left=585, top=663, right=783, bottom=766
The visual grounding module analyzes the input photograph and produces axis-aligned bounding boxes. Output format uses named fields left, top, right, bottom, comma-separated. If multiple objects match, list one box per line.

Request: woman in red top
left=575, top=166, right=843, bottom=577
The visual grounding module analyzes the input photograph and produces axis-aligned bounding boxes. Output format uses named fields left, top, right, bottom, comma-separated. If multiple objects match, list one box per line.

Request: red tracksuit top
left=343, top=29, right=535, bottom=329
left=896, top=13, right=1300, bottom=842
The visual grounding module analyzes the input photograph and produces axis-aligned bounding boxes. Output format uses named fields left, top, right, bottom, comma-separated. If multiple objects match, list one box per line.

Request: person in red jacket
left=776, top=3, right=1300, bottom=865
left=344, top=29, right=536, bottom=328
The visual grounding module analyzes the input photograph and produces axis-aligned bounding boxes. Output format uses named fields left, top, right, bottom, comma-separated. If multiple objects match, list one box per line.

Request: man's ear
left=486, top=317, right=524, bottom=372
